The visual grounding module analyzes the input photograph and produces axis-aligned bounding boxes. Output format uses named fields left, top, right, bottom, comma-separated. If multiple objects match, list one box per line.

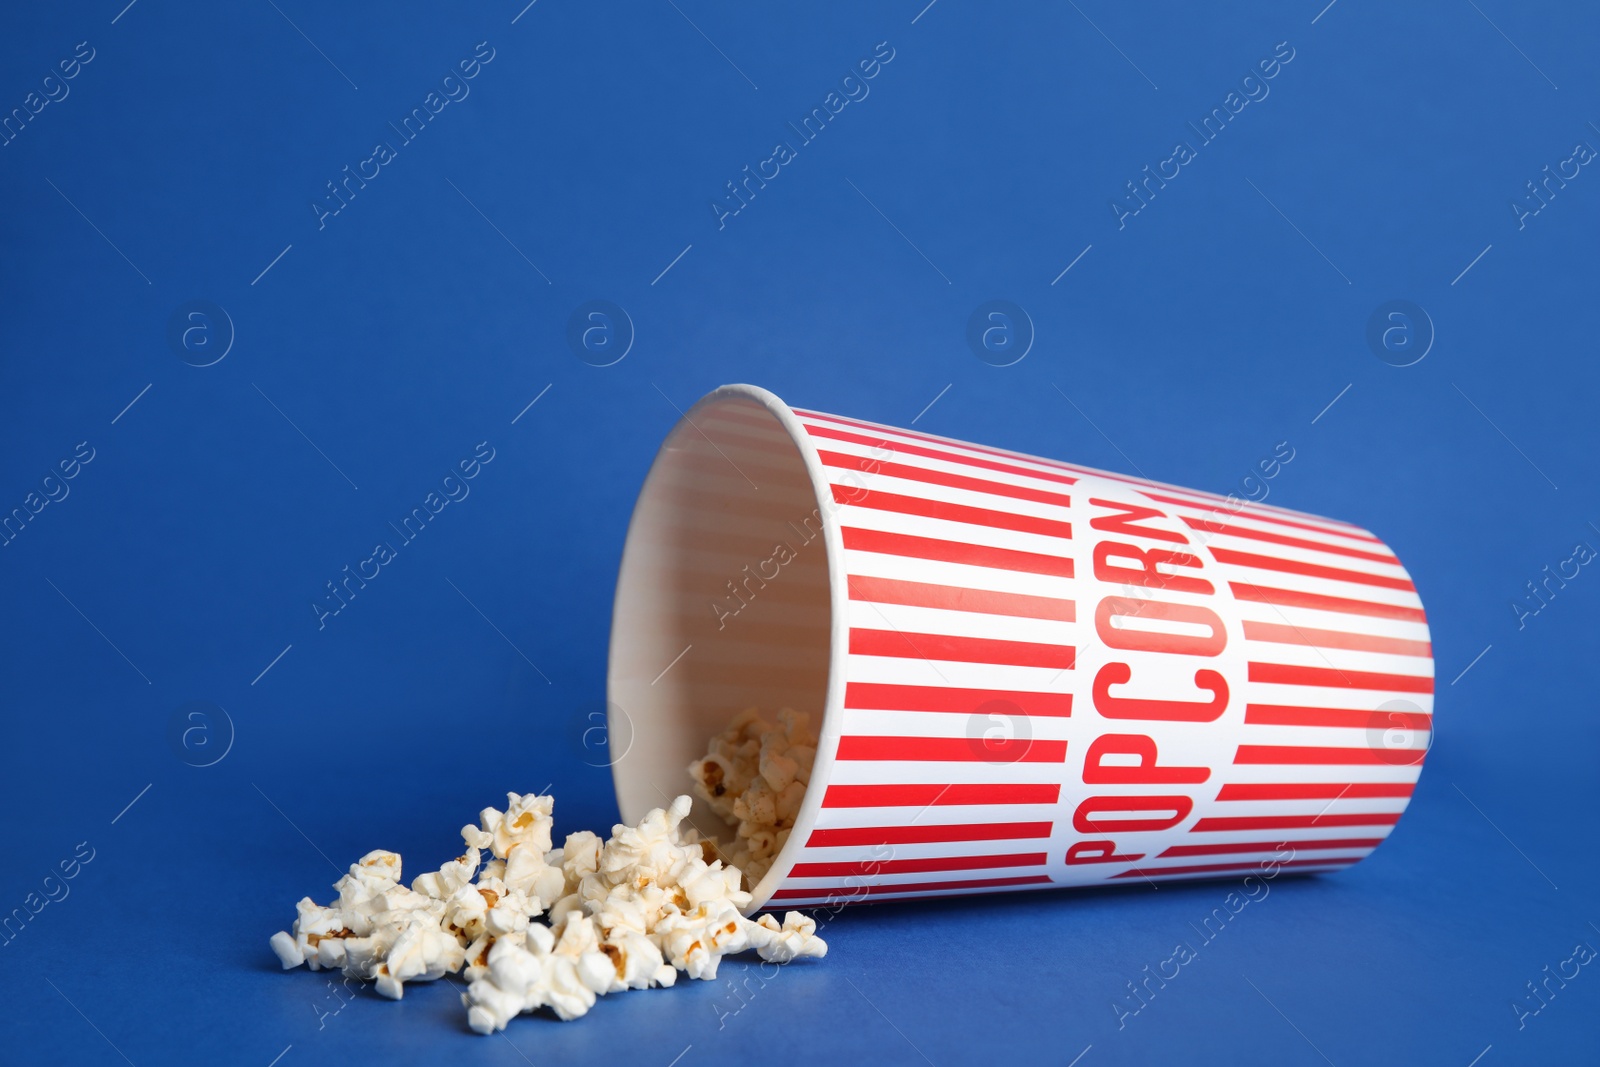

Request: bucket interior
left=607, top=390, right=832, bottom=872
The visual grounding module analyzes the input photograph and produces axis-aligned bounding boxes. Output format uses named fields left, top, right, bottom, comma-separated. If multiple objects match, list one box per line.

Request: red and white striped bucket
left=607, top=385, right=1432, bottom=910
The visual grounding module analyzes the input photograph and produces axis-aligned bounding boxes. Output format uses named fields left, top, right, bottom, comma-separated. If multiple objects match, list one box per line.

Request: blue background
left=2, top=1, right=1597, bottom=1064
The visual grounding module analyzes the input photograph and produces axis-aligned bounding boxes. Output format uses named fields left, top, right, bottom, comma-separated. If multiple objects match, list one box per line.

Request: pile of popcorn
left=689, top=707, right=818, bottom=886
left=269, top=791, right=825, bottom=1031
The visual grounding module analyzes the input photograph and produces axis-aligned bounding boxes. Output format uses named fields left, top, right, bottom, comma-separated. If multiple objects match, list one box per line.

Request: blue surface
left=2, top=2, right=1597, bottom=1064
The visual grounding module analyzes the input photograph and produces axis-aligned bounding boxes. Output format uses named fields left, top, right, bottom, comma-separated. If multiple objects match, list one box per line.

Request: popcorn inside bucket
left=608, top=389, right=838, bottom=905
left=689, top=706, right=820, bottom=886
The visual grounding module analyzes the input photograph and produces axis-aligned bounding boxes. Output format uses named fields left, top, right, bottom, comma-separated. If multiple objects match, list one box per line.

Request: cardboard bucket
left=607, top=385, right=1432, bottom=911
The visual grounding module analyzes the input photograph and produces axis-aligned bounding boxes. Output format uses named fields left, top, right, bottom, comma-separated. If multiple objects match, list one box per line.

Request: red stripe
left=806, top=821, right=1053, bottom=847
left=1216, top=782, right=1415, bottom=801
left=850, top=627, right=1075, bottom=670
left=816, top=448, right=1073, bottom=508
left=1192, top=813, right=1403, bottom=831
left=1241, top=620, right=1432, bottom=658
left=842, top=526, right=1075, bottom=578
left=797, top=412, right=1079, bottom=485
left=836, top=735, right=1068, bottom=763
left=822, top=783, right=1061, bottom=807
left=1248, top=661, right=1434, bottom=694
left=835, top=485, right=1073, bottom=541
left=1160, top=837, right=1386, bottom=857
left=1183, top=515, right=1400, bottom=564
left=1112, top=857, right=1361, bottom=878
left=848, top=574, right=1076, bottom=622
left=1141, top=489, right=1379, bottom=542
left=1230, top=582, right=1428, bottom=624
left=1245, top=703, right=1432, bottom=730
left=844, top=682, right=1074, bottom=718
left=1235, top=744, right=1418, bottom=766
left=769, top=875, right=1053, bottom=901
left=788, top=852, right=1049, bottom=878
left=1211, top=546, right=1415, bottom=592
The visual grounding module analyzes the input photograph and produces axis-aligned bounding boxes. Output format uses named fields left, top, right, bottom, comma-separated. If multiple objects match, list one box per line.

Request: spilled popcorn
left=269, top=792, right=825, bottom=1031
left=689, top=707, right=818, bottom=886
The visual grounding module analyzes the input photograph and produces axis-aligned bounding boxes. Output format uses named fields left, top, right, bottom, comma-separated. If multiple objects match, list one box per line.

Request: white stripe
left=1216, top=560, right=1423, bottom=609
left=1235, top=606, right=1431, bottom=644
left=1246, top=679, right=1435, bottom=712
left=1239, top=640, right=1436, bottom=676
left=1220, top=761, right=1423, bottom=785
left=1159, top=826, right=1395, bottom=846
left=1207, top=795, right=1411, bottom=816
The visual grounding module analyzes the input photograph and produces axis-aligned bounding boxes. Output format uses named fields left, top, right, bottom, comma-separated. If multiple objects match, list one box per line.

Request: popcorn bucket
left=607, top=385, right=1432, bottom=911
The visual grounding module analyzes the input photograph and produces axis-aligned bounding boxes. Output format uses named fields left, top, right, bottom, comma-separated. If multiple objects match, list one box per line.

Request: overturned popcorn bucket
left=607, top=385, right=1432, bottom=911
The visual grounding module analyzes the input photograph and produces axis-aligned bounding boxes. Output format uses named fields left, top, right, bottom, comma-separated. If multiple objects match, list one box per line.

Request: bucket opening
left=607, top=388, right=833, bottom=901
